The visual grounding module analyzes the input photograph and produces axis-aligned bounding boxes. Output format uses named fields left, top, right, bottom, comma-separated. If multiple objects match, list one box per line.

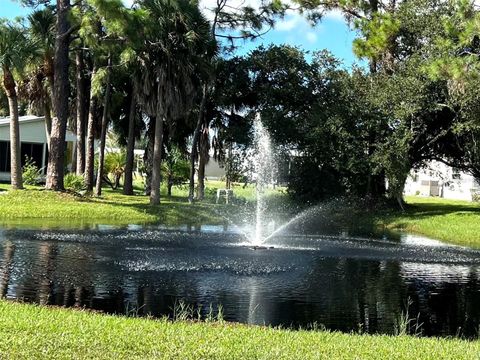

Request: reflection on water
left=1, top=226, right=480, bottom=338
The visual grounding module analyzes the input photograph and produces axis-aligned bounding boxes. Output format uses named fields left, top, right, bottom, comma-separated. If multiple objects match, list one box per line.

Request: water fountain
left=252, top=114, right=275, bottom=247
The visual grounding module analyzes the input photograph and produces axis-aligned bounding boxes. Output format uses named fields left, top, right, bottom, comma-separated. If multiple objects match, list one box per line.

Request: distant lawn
left=0, top=300, right=478, bottom=359
left=0, top=183, right=229, bottom=227
left=0, top=181, right=479, bottom=247
left=0, top=181, right=283, bottom=228
left=379, top=196, right=480, bottom=247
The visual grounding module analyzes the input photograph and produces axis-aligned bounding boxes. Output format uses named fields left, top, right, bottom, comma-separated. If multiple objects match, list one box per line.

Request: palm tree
left=138, top=0, right=214, bottom=205
left=28, top=7, right=55, bottom=149
left=0, top=23, right=36, bottom=190
left=45, top=0, right=73, bottom=191
left=123, top=79, right=137, bottom=195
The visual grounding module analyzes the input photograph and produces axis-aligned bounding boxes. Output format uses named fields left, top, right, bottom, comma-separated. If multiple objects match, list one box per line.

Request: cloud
left=122, top=0, right=134, bottom=7
left=275, top=12, right=302, bottom=31
left=324, top=9, right=344, bottom=22
left=306, top=32, right=317, bottom=43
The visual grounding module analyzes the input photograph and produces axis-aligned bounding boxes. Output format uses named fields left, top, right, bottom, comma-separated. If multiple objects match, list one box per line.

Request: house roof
left=0, top=115, right=45, bottom=127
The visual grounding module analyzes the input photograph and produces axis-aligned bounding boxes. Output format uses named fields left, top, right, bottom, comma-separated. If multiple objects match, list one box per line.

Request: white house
left=404, top=160, right=480, bottom=201
left=0, top=115, right=76, bottom=182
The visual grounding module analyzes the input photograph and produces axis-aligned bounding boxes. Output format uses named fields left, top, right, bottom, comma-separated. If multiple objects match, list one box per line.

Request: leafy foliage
left=22, top=156, right=42, bottom=185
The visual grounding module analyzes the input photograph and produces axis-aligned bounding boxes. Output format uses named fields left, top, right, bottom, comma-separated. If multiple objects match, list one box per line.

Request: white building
left=0, top=115, right=76, bottom=182
left=404, top=160, right=480, bottom=201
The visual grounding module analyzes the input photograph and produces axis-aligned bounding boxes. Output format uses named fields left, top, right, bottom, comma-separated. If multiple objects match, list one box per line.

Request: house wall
left=205, top=159, right=225, bottom=180
left=404, top=160, right=480, bottom=201
left=0, top=117, right=76, bottom=182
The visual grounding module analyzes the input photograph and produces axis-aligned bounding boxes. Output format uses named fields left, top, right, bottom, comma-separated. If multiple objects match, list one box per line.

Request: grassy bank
left=0, top=300, right=478, bottom=359
left=0, top=184, right=227, bottom=227
left=0, top=181, right=286, bottom=228
left=0, top=182, right=479, bottom=247
left=379, top=196, right=480, bottom=247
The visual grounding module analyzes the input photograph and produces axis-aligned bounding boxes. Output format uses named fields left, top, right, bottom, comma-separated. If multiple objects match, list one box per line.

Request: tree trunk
left=7, top=96, right=23, bottom=190
left=197, top=153, right=206, bottom=200
left=3, top=68, right=23, bottom=190
left=46, top=0, right=71, bottom=191
left=84, top=67, right=97, bottom=192
left=143, top=117, right=155, bottom=196
left=188, top=84, right=207, bottom=203
left=71, top=143, right=77, bottom=174
left=75, top=49, right=86, bottom=175
left=94, top=57, right=112, bottom=197
left=167, top=175, right=173, bottom=197
left=123, top=82, right=137, bottom=195
left=150, top=83, right=165, bottom=205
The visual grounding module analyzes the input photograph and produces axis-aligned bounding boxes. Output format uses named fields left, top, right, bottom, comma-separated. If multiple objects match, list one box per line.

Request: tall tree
left=45, top=0, right=73, bottom=191
left=123, top=80, right=137, bottom=195
left=94, top=55, right=112, bottom=196
left=0, top=23, right=35, bottom=190
left=134, top=0, right=214, bottom=205
left=75, top=48, right=88, bottom=175
left=28, top=7, right=56, bottom=149
left=187, top=0, right=285, bottom=203
left=0, top=22, right=37, bottom=189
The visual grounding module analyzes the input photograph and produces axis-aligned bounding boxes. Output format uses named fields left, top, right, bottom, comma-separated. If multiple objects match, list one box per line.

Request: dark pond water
left=1, top=224, right=480, bottom=338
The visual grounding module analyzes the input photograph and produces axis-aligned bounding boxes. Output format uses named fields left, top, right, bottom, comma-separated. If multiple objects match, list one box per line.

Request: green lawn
left=378, top=196, right=480, bottom=247
left=0, top=184, right=226, bottom=227
left=0, top=300, right=478, bottom=359
left=0, top=182, right=479, bottom=247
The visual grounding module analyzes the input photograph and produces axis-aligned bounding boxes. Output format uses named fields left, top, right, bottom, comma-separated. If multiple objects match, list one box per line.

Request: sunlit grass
left=0, top=183, right=227, bottom=226
left=0, top=300, right=478, bottom=359
left=1, top=181, right=480, bottom=247
left=379, top=196, right=480, bottom=247
left=0, top=181, right=287, bottom=228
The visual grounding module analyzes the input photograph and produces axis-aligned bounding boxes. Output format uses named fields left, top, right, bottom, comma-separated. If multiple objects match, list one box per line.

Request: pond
left=0, top=224, right=480, bottom=338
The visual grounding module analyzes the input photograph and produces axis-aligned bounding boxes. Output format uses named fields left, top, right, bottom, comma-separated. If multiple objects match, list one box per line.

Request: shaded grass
left=0, top=300, right=478, bottom=359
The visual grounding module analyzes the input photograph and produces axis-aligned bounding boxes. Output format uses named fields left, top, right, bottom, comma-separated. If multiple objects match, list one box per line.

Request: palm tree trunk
left=197, top=153, right=206, bottom=200
left=3, top=67, right=23, bottom=190
left=95, top=57, right=112, bottom=197
left=84, top=67, right=97, bottom=192
left=75, top=49, right=86, bottom=176
left=143, top=117, right=155, bottom=196
left=150, top=83, right=164, bottom=205
left=188, top=84, right=207, bottom=203
left=46, top=0, right=71, bottom=191
left=123, top=82, right=137, bottom=195
left=8, top=95, right=23, bottom=190
left=167, top=175, right=173, bottom=197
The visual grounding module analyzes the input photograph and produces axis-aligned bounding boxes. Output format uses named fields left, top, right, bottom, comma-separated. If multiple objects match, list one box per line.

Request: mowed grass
left=0, top=183, right=226, bottom=227
left=0, top=300, right=479, bottom=360
left=0, top=180, right=286, bottom=228
left=379, top=196, right=480, bottom=247
left=1, top=180, right=480, bottom=247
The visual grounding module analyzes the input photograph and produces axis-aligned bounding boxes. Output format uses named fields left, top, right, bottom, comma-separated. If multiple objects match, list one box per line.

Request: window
left=0, top=141, right=10, bottom=172
left=21, top=142, right=44, bottom=169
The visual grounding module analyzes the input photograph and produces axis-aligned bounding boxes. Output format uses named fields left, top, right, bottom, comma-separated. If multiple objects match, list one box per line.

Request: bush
left=22, top=157, right=42, bottom=185
left=64, top=173, right=85, bottom=192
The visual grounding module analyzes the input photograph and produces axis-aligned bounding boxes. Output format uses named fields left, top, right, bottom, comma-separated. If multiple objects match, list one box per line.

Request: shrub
left=64, top=173, right=85, bottom=192
left=472, top=191, right=480, bottom=203
left=22, top=156, right=42, bottom=185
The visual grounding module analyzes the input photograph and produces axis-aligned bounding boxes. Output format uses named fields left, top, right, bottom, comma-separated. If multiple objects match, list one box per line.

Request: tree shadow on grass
left=401, top=201, right=480, bottom=219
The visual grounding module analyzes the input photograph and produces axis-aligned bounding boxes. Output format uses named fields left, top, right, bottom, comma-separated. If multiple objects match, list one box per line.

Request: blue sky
left=2, top=0, right=361, bottom=67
